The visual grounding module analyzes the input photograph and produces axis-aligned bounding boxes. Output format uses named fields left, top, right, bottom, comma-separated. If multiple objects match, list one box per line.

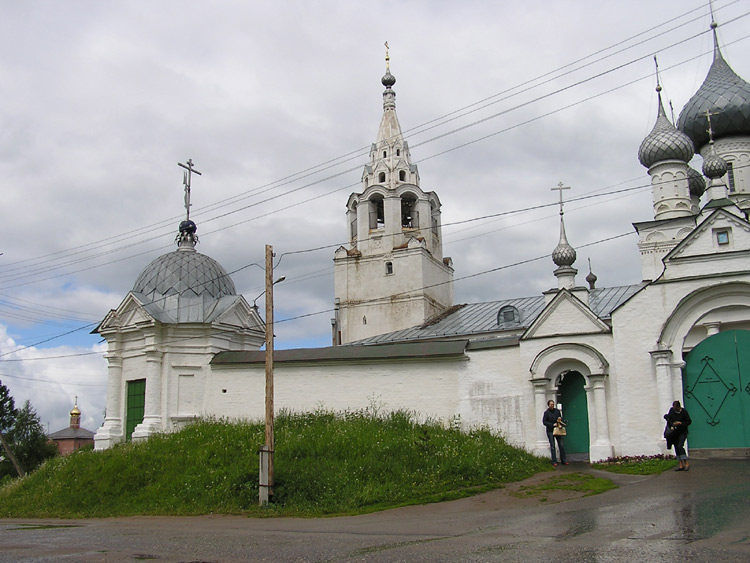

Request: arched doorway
left=558, top=371, right=590, bottom=454
left=683, top=330, right=750, bottom=448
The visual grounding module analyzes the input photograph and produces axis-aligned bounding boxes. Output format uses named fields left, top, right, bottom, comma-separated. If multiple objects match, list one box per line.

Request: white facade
left=96, top=28, right=750, bottom=460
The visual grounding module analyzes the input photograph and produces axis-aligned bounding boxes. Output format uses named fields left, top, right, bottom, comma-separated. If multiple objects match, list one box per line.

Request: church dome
left=133, top=246, right=236, bottom=302
left=687, top=166, right=707, bottom=197
left=702, top=150, right=728, bottom=180
left=382, top=68, right=396, bottom=88
left=677, top=46, right=750, bottom=150
left=638, top=98, right=694, bottom=168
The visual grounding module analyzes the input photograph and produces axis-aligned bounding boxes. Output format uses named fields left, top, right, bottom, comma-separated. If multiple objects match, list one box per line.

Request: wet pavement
left=1, top=459, right=748, bottom=562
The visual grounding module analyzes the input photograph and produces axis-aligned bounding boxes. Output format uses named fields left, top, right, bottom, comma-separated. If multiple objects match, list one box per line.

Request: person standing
left=664, top=400, right=691, bottom=471
left=542, top=399, right=567, bottom=466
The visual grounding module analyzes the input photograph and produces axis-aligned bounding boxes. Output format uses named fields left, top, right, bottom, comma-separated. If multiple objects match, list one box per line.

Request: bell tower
left=332, top=47, right=453, bottom=344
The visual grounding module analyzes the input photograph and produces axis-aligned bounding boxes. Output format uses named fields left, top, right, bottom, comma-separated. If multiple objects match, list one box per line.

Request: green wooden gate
left=683, top=330, right=750, bottom=448
left=559, top=371, right=590, bottom=454
left=126, top=379, right=146, bottom=441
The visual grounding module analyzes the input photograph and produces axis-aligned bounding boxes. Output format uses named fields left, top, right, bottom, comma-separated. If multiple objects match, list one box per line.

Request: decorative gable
left=96, top=293, right=154, bottom=333
left=215, top=297, right=265, bottom=332
left=661, top=209, right=750, bottom=281
left=523, top=290, right=610, bottom=340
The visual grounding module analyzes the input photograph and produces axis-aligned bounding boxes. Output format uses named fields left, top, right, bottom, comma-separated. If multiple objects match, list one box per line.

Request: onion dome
left=382, top=68, right=396, bottom=89
left=70, top=404, right=81, bottom=416
left=639, top=85, right=694, bottom=168
left=687, top=166, right=707, bottom=198
left=677, top=26, right=750, bottom=149
left=133, top=222, right=236, bottom=305
left=552, top=220, right=576, bottom=267
left=585, top=258, right=597, bottom=289
left=702, top=148, right=728, bottom=180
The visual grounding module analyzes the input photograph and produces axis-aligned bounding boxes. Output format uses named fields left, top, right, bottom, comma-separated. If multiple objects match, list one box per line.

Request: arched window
left=385, top=261, right=393, bottom=275
left=401, top=194, right=418, bottom=228
left=378, top=172, right=386, bottom=183
left=369, top=195, right=385, bottom=229
left=399, top=170, right=406, bottom=181
left=383, top=150, right=387, bottom=158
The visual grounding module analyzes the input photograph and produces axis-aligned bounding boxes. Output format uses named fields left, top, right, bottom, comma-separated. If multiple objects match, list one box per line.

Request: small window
left=399, top=170, right=406, bottom=181
left=378, top=172, right=386, bottom=183
left=362, top=316, right=367, bottom=325
left=396, top=149, right=401, bottom=156
left=385, top=261, right=393, bottom=275
left=497, top=305, right=520, bottom=326
left=383, top=151, right=387, bottom=158
left=717, top=230, right=730, bottom=245
left=727, top=162, right=736, bottom=192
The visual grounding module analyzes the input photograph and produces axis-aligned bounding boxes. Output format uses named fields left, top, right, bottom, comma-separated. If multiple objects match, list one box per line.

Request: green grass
left=592, top=455, right=678, bottom=475
left=512, top=473, right=616, bottom=502
left=0, top=409, right=551, bottom=518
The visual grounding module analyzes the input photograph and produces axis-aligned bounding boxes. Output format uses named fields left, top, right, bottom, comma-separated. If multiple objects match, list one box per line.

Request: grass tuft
left=0, top=409, right=550, bottom=518
left=592, top=454, right=678, bottom=475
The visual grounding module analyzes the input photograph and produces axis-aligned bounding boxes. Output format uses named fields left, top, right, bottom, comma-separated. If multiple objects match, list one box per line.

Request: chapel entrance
left=558, top=371, right=590, bottom=454
left=125, top=379, right=146, bottom=441
left=682, top=330, right=750, bottom=448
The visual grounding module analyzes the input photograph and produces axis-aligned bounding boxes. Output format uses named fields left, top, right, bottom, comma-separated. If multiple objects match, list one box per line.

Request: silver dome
left=638, top=98, right=694, bottom=168
left=687, top=166, right=707, bottom=197
left=702, top=151, right=728, bottom=180
left=677, top=47, right=750, bottom=150
left=133, top=247, right=236, bottom=301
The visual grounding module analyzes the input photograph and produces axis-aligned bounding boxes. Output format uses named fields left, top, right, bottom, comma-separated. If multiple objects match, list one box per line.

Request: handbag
left=663, top=423, right=675, bottom=440
left=553, top=423, right=566, bottom=436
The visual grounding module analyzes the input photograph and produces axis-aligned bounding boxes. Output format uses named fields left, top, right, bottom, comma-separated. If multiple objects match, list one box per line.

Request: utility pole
left=260, top=244, right=279, bottom=506
left=0, top=429, right=24, bottom=477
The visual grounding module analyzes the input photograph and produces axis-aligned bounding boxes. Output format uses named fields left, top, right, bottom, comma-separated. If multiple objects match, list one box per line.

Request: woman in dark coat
left=664, top=400, right=691, bottom=471
left=542, top=399, right=567, bottom=466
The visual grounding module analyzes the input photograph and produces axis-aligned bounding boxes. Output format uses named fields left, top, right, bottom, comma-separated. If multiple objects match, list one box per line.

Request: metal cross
left=385, top=41, right=390, bottom=68
left=704, top=108, right=720, bottom=143
left=551, top=182, right=571, bottom=216
left=178, top=159, right=202, bottom=221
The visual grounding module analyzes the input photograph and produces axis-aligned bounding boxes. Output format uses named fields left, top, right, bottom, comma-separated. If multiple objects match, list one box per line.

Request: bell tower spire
left=332, top=47, right=454, bottom=344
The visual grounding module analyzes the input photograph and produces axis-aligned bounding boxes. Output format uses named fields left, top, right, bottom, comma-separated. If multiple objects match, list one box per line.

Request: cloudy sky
left=1, top=0, right=748, bottom=433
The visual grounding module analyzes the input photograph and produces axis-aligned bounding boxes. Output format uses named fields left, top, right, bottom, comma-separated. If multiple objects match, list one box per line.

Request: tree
left=0, top=380, right=23, bottom=478
left=6, top=401, right=57, bottom=475
left=0, top=380, right=16, bottom=433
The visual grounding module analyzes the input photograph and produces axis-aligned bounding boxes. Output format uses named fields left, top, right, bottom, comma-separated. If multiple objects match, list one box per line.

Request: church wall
left=611, top=274, right=750, bottom=457
left=207, top=359, right=464, bottom=424
left=458, top=346, right=530, bottom=448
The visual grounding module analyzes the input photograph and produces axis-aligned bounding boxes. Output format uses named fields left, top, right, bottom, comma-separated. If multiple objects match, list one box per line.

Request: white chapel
left=96, top=20, right=750, bottom=461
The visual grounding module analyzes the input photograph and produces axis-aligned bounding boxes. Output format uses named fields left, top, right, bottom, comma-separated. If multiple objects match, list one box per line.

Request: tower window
left=399, top=170, right=406, bottom=181
left=396, top=149, right=400, bottom=156
left=727, top=162, right=736, bottom=192
left=383, top=151, right=387, bottom=158
left=385, top=261, right=393, bottom=275
left=378, top=172, right=386, bottom=183
left=401, top=194, right=418, bottom=228
left=363, top=315, right=367, bottom=325
left=369, top=196, right=385, bottom=229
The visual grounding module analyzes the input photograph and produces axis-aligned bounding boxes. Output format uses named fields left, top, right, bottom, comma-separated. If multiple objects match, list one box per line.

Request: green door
left=559, top=371, right=590, bottom=454
left=126, top=379, right=146, bottom=441
left=683, top=330, right=750, bottom=448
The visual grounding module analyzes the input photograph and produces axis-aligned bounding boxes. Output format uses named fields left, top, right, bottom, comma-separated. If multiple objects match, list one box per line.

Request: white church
left=95, top=23, right=750, bottom=461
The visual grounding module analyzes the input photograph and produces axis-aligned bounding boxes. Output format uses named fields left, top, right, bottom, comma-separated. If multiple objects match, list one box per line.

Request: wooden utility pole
left=0, top=429, right=24, bottom=477
left=264, top=244, right=276, bottom=499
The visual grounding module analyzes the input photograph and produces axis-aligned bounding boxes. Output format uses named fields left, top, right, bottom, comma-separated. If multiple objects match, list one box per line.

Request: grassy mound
left=0, top=409, right=549, bottom=518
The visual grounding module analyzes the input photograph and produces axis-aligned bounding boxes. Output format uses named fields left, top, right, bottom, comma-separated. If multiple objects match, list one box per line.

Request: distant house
left=48, top=402, right=95, bottom=455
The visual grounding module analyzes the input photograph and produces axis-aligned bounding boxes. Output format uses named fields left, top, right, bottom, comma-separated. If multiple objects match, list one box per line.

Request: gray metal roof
left=212, top=340, right=469, bottom=365
left=352, top=284, right=646, bottom=345
left=48, top=426, right=96, bottom=440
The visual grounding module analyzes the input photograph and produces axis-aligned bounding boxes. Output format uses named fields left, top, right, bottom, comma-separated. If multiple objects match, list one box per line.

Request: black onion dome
left=381, top=68, right=396, bottom=88
left=133, top=250, right=236, bottom=300
left=677, top=51, right=750, bottom=149
left=639, top=99, right=694, bottom=168
left=687, top=166, right=707, bottom=197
